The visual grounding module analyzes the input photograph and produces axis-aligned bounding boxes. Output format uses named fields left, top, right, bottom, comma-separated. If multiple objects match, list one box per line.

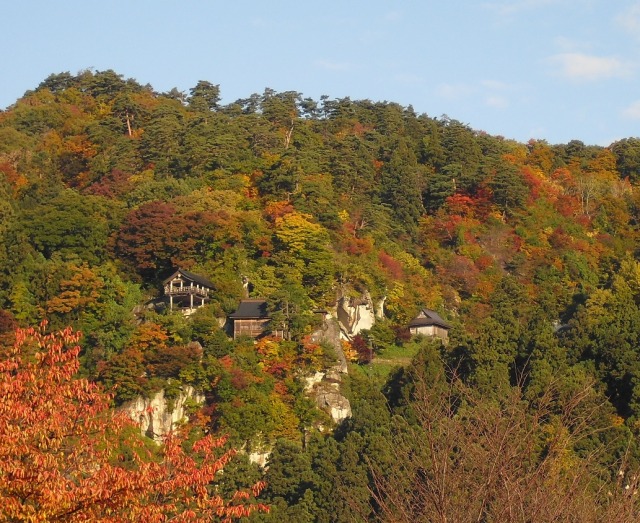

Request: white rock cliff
left=123, top=385, right=204, bottom=441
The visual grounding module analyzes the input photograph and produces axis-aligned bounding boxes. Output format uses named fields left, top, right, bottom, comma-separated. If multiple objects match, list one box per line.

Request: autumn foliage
left=0, top=322, right=268, bottom=522
left=7, top=69, right=640, bottom=521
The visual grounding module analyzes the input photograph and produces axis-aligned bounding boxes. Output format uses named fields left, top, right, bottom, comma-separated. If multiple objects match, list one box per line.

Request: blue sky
left=2, top=0, right=639, bottom=146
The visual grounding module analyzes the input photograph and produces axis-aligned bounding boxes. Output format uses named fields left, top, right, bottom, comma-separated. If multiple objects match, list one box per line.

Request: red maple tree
left=0, top=322, right=269, bottom=522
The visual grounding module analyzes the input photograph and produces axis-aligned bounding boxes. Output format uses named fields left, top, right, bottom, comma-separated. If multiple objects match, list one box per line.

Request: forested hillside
left=3, top=69, right=640, bottom=520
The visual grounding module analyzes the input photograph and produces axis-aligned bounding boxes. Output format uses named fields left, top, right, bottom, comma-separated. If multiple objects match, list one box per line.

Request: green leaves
left=22, top=189, right=119, bottom=263
left=188, top=80, right=221, bottom=112
left=562, top=260, right=640, bottom=417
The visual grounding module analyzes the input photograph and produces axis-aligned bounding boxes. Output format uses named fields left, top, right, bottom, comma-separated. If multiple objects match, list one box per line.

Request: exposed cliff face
left=122, top=385, right=204, bottom=441
left=245, top=438, right=272, bottom=468
left=305, top=317, right=352, bottom=424
left=310, top=313, right=347, bottom=373
left=336, top=292, right=376, bottom=338
left=308, top=368, right=352, bottom=423
left=376, top=295, right=387, bottom=319
left=335, top=290, right=387, bottom=339
left=122, top=312, right=356, bottom=449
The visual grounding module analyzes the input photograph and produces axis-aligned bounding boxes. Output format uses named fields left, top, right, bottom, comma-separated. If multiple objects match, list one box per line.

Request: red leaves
left=145, top=343, right=203, bottom=379
left=444, top=193, right=477, bottom=217
left=339, top=233, right=374, bottom=256
left=263, top=200, right=295, bottom=222
left=0, top=323, right=269, bottom=522
left=444, top=190, right=492, bottom=220
left=85, top=168, right=132, bottom=199
left=113, top=200, right=192, bottom=271
left=113, top=200, right=249, bottom=276
left=351, top=334, right=373, bottom=364
left=378, top=250, right=404, bottom=280
left=0, top=161, right=28, bottom=195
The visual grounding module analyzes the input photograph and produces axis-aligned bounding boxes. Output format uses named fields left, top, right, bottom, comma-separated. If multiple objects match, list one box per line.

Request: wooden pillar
left=169, top=295, right=173, bottom=310
left=190, top=293, right=194, bottom=310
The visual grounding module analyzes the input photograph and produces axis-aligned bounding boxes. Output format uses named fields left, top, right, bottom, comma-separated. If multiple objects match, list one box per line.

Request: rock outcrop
left=305, top=317, right=352, bottom=423
left=336, top=290, right=386, bottom=338
left=123, top=385, right=205, bottom=441
left=304, top=367, right=352, bottom=424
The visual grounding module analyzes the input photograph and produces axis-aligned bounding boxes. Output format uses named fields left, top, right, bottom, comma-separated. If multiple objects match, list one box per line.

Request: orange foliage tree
left=0, top=322, right=268, bottom=522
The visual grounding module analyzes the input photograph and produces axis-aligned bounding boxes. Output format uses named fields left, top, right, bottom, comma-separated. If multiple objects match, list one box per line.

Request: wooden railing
left=164, top=285, right=211, bottom=298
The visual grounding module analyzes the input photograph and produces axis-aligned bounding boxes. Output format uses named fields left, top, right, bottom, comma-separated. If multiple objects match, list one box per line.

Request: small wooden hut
left=408, top=309, right=451, bottom=343
left=228, top=299, right=272, bottom=339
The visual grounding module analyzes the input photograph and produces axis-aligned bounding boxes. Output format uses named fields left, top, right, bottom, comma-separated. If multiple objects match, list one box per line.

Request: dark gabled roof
left=228, top=299, right=270, bottom=319
left=408, top=309, right=451, bottom=330
left=163, top=269, right=215, bottom=289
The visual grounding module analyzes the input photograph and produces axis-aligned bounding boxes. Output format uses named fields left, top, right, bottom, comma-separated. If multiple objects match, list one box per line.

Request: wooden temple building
left=408, top=308, right=451, bottom=343
left=163, top=269, right=215, bottom=313
left=228, top=299, right=274, bottom=339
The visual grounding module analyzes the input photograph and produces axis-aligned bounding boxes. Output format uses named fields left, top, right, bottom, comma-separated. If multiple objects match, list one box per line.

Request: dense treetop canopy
left=3, top=70, right=640, bottom=520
